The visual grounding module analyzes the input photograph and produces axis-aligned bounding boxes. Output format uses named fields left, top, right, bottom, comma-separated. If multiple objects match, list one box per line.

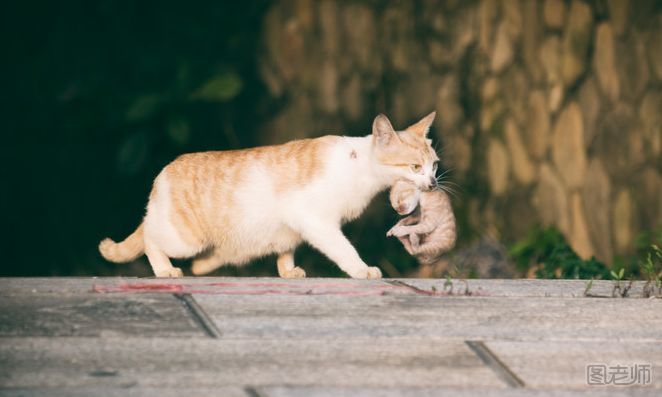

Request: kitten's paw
left=155, top=267, right=184, bottom=278
left=389, top=226, right=407, bottom=237
left=280, top=266, right=306, bottom=279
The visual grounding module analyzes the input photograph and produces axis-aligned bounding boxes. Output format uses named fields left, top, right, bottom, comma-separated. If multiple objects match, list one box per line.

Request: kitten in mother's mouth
left=387, top=179, right=456, bottom=264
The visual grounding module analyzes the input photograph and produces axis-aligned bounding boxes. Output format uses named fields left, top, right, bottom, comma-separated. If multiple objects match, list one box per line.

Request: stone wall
left=258, top=0, right=662, bottom=262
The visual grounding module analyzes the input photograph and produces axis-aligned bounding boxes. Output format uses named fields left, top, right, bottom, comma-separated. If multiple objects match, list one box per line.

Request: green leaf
left=125, top=95, right=162, bottom=122
left=167, top=117, right=191, bottom=146
left=116, top=132, right=149, bottom=175
left=619, top=268, right=625, bottom=279
left=610, top=270, right=618, bottom=279
left=191, top=72, right=242, bottom=102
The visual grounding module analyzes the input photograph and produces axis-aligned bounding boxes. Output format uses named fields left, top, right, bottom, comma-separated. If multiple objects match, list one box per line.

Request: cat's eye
left=410, top=164, right=422, bottom=173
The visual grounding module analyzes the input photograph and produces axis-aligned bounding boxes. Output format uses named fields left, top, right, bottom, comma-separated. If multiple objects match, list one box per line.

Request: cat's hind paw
left=280, top=266, right=307, bottom=279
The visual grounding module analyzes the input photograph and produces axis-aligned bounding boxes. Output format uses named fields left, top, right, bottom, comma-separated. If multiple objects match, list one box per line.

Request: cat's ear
left=406, top=111, right=436, bottom=138
left=372, top=114, right=400, bottom=146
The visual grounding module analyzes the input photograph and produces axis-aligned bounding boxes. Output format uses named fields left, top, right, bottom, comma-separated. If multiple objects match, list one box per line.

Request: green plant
left=583, top=278, right=594, bottom=297
left=508, top=226, right=610, bottom=279
left=443, top=275, right=453, bottom=293
left=641, top=243, right=662, bottom=298
left=615, top=228, right=662, bottom=298
left=610, top=268, right=633, bottom=298
left=611, top=267, right=625, bottom=284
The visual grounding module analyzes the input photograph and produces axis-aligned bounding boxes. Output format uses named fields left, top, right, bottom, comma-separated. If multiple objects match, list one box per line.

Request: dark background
left=1, top=0, right=413, bottom=277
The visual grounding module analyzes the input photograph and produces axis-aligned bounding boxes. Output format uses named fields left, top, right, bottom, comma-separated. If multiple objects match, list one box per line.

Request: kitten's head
left=372, top=112, right=439, bottom=190
left=389, top=180, right=420, bottom=215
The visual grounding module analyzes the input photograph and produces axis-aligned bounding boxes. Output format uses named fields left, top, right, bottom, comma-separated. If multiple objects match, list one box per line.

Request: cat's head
left=389, top=180, right=420, bottom=215
left=372, top=112, right=439, bottom=190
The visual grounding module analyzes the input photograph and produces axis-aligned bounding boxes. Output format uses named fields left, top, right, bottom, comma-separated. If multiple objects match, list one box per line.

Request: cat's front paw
left=351, top=266, right=382, bottom=279
left=155, top=267, right=184, bottom=278
left=366, top=266, right=382, bottom=279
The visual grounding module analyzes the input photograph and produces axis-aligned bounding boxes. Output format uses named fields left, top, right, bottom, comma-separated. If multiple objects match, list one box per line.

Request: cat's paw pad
left=281, top=266, right=306, bottom=279
left=155, top=267, right=184, bottom=278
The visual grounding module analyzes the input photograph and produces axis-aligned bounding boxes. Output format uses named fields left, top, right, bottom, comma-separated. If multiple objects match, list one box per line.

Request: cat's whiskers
left=435, top=168, right=453, bottom=180
left=432, top=168, right=460, bottom=198
left=435, top=183, right=458, bottom=198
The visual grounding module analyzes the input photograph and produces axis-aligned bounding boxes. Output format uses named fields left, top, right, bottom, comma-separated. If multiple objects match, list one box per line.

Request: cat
left=99, top=112, right=440, bottom=278
left=387, top=179, right=456, bottom=264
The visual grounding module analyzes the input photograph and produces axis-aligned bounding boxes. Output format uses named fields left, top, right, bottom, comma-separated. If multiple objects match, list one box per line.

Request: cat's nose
left=428, top=177, right=437, bottom=189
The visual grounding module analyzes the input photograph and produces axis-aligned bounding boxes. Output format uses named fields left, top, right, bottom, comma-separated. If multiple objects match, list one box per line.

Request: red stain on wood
left=91, top=280, right=482, bottom=297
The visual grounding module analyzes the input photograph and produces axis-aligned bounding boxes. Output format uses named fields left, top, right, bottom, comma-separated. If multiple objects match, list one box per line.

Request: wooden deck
left=0, top=277, right=660, bottom=396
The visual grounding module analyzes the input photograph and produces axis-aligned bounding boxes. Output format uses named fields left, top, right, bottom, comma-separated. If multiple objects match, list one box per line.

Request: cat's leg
left=295, top=219, right=381, bottom=279
left=191, top=247, right=231, bottom=275
left=276, top=251, right=306, bottom=279
left=144, top=240, right=183, bottom=277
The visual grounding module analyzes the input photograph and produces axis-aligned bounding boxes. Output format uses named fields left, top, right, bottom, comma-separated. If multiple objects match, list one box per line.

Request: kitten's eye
left=410, top=164, right=422, bottom=173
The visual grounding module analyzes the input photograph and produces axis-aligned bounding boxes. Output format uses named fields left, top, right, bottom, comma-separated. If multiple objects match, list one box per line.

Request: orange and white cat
left=99, top=112, right=439, bottom=278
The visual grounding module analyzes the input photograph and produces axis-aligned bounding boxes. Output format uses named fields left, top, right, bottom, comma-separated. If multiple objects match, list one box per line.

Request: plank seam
left=244, top=386, right=264, bottom=397
left=174, top=293, right=222, bottom=338
left=384, top=279, right=438, bottom=295
left=465, top=340, right=525, bottom=388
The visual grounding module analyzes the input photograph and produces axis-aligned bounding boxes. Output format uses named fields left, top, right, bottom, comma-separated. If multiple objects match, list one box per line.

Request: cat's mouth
left=397, top=205, right=409, bottom=214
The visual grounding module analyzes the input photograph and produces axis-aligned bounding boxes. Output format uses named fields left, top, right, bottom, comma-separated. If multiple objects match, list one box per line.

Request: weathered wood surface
left=0, top=278, right=660, bottom=397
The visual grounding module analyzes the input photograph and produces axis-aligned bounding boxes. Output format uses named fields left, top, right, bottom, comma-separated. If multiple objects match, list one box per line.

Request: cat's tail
left=99, top=223, right=145, bottom=263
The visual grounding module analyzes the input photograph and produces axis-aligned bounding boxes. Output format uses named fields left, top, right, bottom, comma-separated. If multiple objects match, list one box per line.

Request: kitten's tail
left=99, top=223, right=145, bottom=263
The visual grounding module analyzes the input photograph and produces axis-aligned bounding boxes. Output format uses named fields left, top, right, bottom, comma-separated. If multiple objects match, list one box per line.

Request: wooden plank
left=0, top=338, right=503, bottom=389
left=259, top=385, right=661, bottom=397
left=393, top=279, right=650, bottom=298
left=193, top=294, right=662, bottom=341
left=0, top=387, right=249, bottom=397
left=0, top=294, right=204, bottom=337
left=486, top=341, right=662, bottom=389
left=0, top=278, right=650, bottom=298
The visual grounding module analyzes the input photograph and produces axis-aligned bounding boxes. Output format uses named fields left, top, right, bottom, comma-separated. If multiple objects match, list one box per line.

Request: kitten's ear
left=372, top=114, right=399, bottom=146
left=406, top=111, right=436, bottom=138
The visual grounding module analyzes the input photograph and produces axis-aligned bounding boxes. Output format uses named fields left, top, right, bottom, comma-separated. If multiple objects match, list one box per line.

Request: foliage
left=509, top=226, right=662, bottom=286
left=191, top=71, right=243, bottom=102
left=508, top=226, right=610, bottom=279
left=634, top=229, right=662, bottom=297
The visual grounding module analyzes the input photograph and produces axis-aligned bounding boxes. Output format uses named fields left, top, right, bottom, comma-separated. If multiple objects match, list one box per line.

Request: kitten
left=99, top=112, right=440, bottom=278
left=387, top=180, right=456, bottom=264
